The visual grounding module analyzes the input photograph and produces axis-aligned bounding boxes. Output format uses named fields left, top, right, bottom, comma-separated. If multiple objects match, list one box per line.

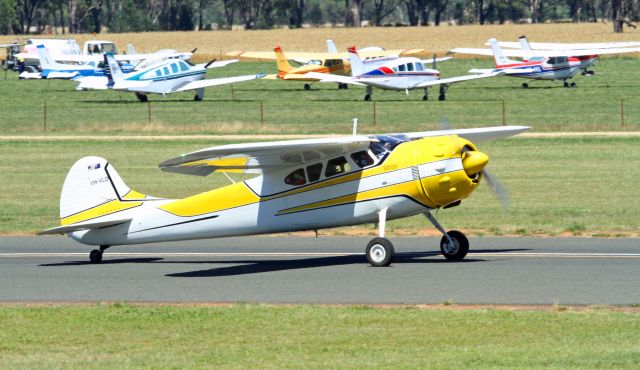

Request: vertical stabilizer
left=518, top=35, right=532, bottom=51
left=104, top=53, right=124, bottom=86
left=126, top=43, right=137, bottom=55
left=274, top=46, right=294, bottom=77
left=326, top=39, right=338, bottom=53
left=489, top=38, right=516, bottom=67
left=347, top=46, right=364, bottom=77
left=37, top=45, right=62, bottom=71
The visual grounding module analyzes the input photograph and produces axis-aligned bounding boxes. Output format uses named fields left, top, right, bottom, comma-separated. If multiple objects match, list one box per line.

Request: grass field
left=1, top=304, right=639, bottom=369
left=0, top=57, right=639, bottom=134
left=2, top=136, right=638, bottom=235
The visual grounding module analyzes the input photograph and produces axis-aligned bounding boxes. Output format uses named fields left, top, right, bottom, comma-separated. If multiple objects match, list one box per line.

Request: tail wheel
left=366, top=237, right=394, bottom=267
left=440, top=230, right=469, bottom=260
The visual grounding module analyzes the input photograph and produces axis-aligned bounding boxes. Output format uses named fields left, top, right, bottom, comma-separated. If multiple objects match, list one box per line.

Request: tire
left=364, top=94, right=372, bottom=101
left=89, top=249, right=103, bottom=264
left=366, top=237, right=394, bottom=267
left=304, top=84, right=311, bottom=90
left=438, top=94, right=445, bottom=101
left=422, top=95, right=428, bottom=101
left=522, top=83, right=529, bottom=88
left=135, top=93, right=148, bottom=102
left=440, top=230, right=469, bottom=260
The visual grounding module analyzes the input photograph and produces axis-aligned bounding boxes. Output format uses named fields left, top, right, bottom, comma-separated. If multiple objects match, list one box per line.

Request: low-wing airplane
left=18, top=45, right=135, bottom=79
left=451, top=38, right=640, bottom=88
left=75, top=54, right=263, bottom=101
left=305, top=46, right=500, bottom=101
left=39, top=125, right=529, bottom=266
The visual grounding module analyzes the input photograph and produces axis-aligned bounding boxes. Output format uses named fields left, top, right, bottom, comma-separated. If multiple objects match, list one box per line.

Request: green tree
left=0, top=0, right=18, bottom=34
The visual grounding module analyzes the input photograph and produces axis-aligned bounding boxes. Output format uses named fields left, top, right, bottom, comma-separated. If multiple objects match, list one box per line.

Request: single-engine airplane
left=39, top=124, right=529, bottom=266
left=305, top=46, right=500, bottom=101
left=75, top=54, right=264, bottom=101
left=451, top=38, right=640, bottom=88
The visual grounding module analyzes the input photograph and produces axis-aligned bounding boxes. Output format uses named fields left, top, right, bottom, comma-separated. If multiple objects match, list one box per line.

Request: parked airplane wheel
left=89, top=249, right=103, bottom=264
left=438, top=94, right=446, bottom=101
left=364, top=94, right=372, bottom=101
left=366, top=237, right=394, bottom=267
left=570, top=82, right=576, bottom=88
left=440, top=230, right=469, bottom=260
left=338, top=83, right=348, bottom=89
left=135, top=93, right=148, bottom=102
left=194, top=94, right=203, bottom=101
left=304, top=83, right=311, bottom=90
left=522, top=83, right=529, bottom=88
left=422, top=94, right=428, bottom=101
left=563, top=81, right=570, bottom=88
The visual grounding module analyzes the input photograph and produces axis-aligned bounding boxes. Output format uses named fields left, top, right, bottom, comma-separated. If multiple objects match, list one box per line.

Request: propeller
left=204, top=58, right=217, bottom=68
left=191, top=48, right=198, bottom=54
left=440, top=117, right=510, bottom=208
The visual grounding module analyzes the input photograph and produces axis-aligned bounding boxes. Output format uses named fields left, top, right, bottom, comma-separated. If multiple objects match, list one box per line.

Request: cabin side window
left=179, top=62, right=189, bottom=71
left=163, top=66, right=170, bottom=75
left=416, top=62, right=424, bottom=71
left=284, top=168, right=307, bottom=186
left=350, top=151, right=374, bottom=168
left=155, top=69, right=162, bottom=77
left=325, top=156, right=350, bottom=177
left=407, top=63, right=414, bottom=72
left=306, top=163, right=323, bottom=182
left=398, top=64, right=406, bottom=72
left=171, top=63, right=179, bottom=73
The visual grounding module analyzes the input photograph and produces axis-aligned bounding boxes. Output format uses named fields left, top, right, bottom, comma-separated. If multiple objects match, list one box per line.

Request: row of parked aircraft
left=14, top=36, right=640, bottom=102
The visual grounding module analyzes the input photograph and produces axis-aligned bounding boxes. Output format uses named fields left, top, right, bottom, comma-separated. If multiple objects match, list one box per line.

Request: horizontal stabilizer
left=38, top=218, right=132, bottom=235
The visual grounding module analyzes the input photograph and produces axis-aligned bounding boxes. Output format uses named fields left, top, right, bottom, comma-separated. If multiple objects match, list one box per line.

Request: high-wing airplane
left=450, top=38, right=640, bottom=88
left=39, top=125, right=529, bottom=266
left=272, top=45, right=355, bottom=90
left=18, top=45, right=135, bottom=79
left=305, top=46, right=500, bottom=101
left=75, top=54, right=264, bottom=101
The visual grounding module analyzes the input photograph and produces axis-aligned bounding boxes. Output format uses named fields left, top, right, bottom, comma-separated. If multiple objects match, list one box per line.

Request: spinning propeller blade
left=204, top=58, right=217, bottom=68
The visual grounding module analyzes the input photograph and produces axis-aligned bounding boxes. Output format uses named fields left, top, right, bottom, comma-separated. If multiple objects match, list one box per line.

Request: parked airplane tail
left=518, top=36, right=532, bottom=51
left=104, top=53, right=124, bottom=86
left=274, top=46, right=294, bottom=76
left=326, top=39, right=338, bottom=53
left=347, top=46, right=365, bottom=77
left=489, top=38, right=517, bottom=67
left=36, top=45, right=62, bottom=71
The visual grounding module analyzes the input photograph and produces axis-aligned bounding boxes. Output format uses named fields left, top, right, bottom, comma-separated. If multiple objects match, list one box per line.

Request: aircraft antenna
left=352, top=118, right=358, bottom=136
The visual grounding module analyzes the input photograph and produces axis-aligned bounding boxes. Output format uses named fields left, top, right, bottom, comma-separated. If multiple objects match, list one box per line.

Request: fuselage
left=498, top=56, right=582, bottom=81
left=354, top=57, right=440, bottom=90
left=69, top=135, right=483, bottom=246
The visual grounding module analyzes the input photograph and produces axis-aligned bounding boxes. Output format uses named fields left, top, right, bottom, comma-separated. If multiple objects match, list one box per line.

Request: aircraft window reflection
left=325, top=156, right=350, bottom=177
left=398, top=64, right=406, bottom=72
left=155, top=70, right=162, bottom=77
left=416, top=63, right=424, bottom=71
left=163, top=67, right=169, bottom=75
left=306, top=163, right=323, bottom=182
left=308, top=60, right=322, bottom=65
left=370, top=135, right=407, bottom=159
left=530, top=57, right=545, bottom=62
left=179, top=62, right=189, bottom=71
left=284, top=168, right=307, bottom=186
left=171, top=63, right=179, bottom=73
left=351, top=151, right=374, bottom=168
left=407, top=63, right=414, bottom=72
left=392, top=66, right=398, bottom=72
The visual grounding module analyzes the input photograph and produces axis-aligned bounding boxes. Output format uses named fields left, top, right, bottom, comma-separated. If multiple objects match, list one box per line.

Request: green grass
left=0, top=304, right=639, bottom=369
left=0, top=58, right=639, bottom=134
left=1, top=136, right=639, bottom=235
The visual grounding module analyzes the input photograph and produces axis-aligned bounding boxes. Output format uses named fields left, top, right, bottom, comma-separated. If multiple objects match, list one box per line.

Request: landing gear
left=338, top=83, right=348, bottom=89
left=364, top=94, right=372, bottom=101
left=194, top=88, right=204, bottom=101
left=89, top=245, right=111, bottom=264
left=194, top=94, right=202, bottom=101
left=581, top=70, right=595, bottom=76
left=438, top=84, right=448, bottom=101
left=422, top=87, right=429, bottom=101
left=570, top=82, right=576, bottom=88
left=439, top=230, right=469, bottom=260
left=135, top=92, right=148, bottom=102
left=365, top=207, right=394, bottom=267
left=424, top=211, right=469, bottom=261
left=522, top=82, right=529, bottom=88
left=364, top=86, right=373, bottom=101
left=303, top=83, right=311, bottom=90
left=366, top=237, right=394, bottom=267
left=564, top=81, right=576, bottom=88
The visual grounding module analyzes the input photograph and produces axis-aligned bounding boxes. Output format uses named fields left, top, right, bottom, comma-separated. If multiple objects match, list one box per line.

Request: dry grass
left=3, top=23, right=640, bottom=62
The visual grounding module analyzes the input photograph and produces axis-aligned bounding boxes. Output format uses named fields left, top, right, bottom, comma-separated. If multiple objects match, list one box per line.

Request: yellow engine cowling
left=413, top=135, right=488, bottom=208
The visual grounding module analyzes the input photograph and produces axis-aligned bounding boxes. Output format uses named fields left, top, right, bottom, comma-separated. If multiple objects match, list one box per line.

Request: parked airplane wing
left=415, top=70, right=504, bottom=88
left=226, top=49, right=427, bottom=62
left=402, top=126, right=530, bottom=144
left=302, top=72, right=366, bottom=86
left=173, top=73, right=265, bottom=93
left=159, top=136, right=375, bottom=176
left=450, top=46, right=640, bottom=58
left=492, top=40, right=640, bottom=50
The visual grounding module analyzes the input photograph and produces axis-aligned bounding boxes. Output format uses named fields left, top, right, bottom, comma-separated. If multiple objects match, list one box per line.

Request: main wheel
left=89, top=249, right=103, bottom=264
left=563, top=81, right=570, bottom=88
left=570, top=82, right=576, bottom=88
left=522, top=82, right=529, bottom=88
left=366, top=237, right=394, bottom=267
left=304, top=83, right=311, bottom=90
left=438, top=94, right=446, bottom=101
left=364, top=94, right=372, bottom=101
left=135, top=93, right=148, bottom=102
left=422, top=94, right=428, bottom=101
left=440, top=230, right=469, bottom=260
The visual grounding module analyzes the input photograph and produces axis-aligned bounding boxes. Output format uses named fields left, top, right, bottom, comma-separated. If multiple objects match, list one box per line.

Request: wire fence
left=1, top=98, right=638, bottom=135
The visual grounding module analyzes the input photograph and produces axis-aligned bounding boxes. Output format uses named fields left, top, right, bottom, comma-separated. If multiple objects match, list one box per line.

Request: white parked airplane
left=305, top=46, right=501, bottom=101
left=39, top=125, right=529, bottom=266
left=75, top=54, right=264, bottom=101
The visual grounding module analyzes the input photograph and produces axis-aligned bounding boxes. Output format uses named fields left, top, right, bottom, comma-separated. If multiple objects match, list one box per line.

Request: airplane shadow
left=39, top=257, right=164, bottom=266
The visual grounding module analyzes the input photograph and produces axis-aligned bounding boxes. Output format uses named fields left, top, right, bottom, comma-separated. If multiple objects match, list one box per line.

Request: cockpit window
left=306, top=163, right=323, bottom=182
left=351, top=151, right=374, bottom=168
left=370, top=135, right=407, bottom=159
left=325, top=156, right=350, bottom=177
left=284, top=168, right=307, bottom=186
left=179, top=61, right=189, bottom=71
left=416, top=62, right=424, bottom=71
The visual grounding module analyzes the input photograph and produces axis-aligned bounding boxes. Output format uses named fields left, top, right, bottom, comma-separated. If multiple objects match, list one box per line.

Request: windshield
left=370, top=135, right=408, bottom=159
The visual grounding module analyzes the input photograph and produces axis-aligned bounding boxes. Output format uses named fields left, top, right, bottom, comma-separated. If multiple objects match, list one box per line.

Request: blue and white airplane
left=305, top=46, right=500, bottom=101
left=76, top=54, right=264, bottom=101
left=18, top=45, right=135, bottom=80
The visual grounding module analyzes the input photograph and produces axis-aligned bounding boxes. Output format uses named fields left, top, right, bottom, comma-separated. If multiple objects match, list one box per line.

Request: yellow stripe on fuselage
left=160, top=181, right=260, bottom=217
left=60, top=200, right=143, bottom=226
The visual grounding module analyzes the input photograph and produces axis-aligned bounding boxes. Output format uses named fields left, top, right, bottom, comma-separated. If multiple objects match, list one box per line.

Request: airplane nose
left=462, top=151, right=489, bottom=177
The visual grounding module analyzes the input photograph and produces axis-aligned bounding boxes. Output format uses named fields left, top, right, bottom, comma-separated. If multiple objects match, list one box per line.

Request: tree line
left=1, top=0, right=638, bottom=35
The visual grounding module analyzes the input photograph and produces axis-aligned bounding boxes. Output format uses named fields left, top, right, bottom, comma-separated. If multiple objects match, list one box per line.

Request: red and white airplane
left=450, top=38, right=640, bottom=88
left=304, top=46, right=501, bottom=101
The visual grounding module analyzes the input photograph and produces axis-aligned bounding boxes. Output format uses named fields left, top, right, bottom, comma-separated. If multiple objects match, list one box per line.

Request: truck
left=13, top=39, right=119, bottom=73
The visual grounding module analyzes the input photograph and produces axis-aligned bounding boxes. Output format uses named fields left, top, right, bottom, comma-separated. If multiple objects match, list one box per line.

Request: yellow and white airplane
left=40, top=125, right=528, bottom=266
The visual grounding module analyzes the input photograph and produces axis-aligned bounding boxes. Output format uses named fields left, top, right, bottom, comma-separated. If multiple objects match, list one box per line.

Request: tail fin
left=489, top=38, right=516, bottom=67
left=274, top=46, right=294, bottom=77
left=347, top=46, right=364, bottom=77
left=37, top=45, right=62, bottom=71
left=126, top=42, right=137, bottom=55
left=59, top=156, right=148, bottom=226
left=326, top=39, right=338, bottom=53
left=518, top=35, right=532, bottom=51
left=104, top=53, right=124, bottom=86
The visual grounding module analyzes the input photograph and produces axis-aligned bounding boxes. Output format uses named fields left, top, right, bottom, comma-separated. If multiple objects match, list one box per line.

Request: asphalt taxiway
left=1, top=236, right=638, bottom=305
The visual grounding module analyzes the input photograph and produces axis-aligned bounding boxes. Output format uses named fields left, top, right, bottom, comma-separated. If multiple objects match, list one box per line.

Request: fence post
left=43, top=100, right=47, bottom=132
left=147, top=100, right=151, bottom=127
left=260, top=100, right=264, bottom=127
left=373, top=101, right=377, bottom=127
left=502, top=100, right=506, bottom=126
left=230, top=84, right=236, bottom=100
left=621, top=99, right=624, bottom=128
